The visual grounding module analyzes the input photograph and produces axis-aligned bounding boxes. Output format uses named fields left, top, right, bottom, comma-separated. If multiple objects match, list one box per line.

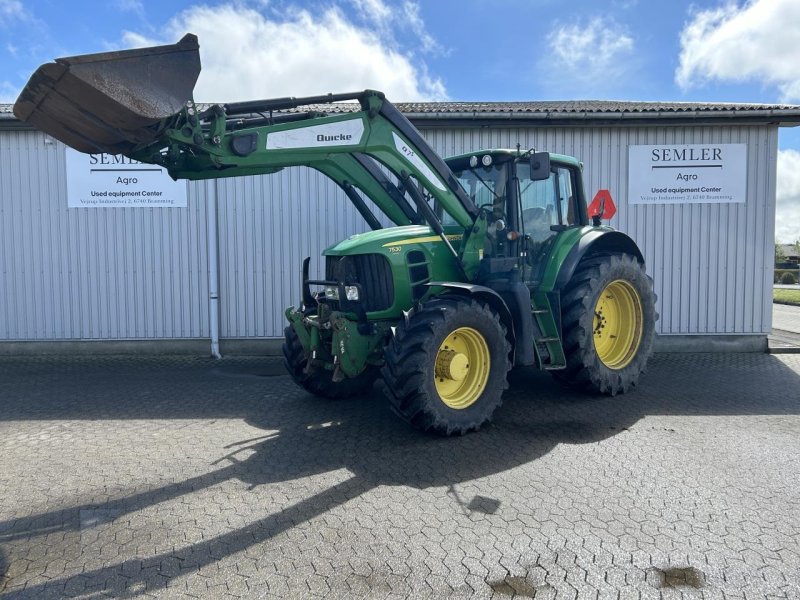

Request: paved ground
left=1, top=353, right=800, bottom=599
left=771, top=303, right=800, bottom=349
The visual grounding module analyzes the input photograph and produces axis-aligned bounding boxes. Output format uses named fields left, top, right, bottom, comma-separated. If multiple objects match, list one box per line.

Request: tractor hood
left=324, top=225, right=464, bottom=256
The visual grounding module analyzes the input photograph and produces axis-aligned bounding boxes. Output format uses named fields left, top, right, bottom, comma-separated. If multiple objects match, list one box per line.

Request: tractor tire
left=282, top=325, right=378, bottom=399
left=552, top=253, right=657, bottom=395
left=381, top=297, right=511, bottom=435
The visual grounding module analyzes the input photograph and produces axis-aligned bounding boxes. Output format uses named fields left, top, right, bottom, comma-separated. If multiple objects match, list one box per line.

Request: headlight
left=323, top=285, right=359, bottom=301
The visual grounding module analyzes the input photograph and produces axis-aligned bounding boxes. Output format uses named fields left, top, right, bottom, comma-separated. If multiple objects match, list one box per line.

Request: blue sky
left=2, top=0, right=800, bottom=240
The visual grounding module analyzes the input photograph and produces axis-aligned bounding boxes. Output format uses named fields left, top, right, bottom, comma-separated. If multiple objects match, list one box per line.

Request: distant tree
left=775, top=242, right=786, bottom=263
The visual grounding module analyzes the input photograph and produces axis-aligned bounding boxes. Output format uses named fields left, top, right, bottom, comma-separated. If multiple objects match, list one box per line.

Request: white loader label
left=266, top=119, right=365, bottom=149
left=391, top=132, right=446, bottom=191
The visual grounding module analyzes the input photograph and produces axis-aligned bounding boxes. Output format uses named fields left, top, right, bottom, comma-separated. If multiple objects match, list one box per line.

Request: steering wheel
left=522, top=206, right=551, bottom=240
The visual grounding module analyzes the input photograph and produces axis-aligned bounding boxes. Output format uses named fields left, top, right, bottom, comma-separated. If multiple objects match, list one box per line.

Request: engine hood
left=324, top=225, right=463, bottom=256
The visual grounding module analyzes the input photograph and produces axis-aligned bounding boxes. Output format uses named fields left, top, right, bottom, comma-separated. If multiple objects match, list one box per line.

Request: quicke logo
left=317, top=133, right=353, bottom=142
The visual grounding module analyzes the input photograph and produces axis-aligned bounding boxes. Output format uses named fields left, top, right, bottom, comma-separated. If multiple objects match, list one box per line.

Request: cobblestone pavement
left=1, top=353, right=799, bottom=599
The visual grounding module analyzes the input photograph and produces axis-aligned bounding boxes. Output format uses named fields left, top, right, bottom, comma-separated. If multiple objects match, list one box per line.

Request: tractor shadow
left=0, top=352, right=799, bottom=597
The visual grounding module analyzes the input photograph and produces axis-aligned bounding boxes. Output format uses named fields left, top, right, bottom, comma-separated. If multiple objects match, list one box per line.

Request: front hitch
left=285, top=306, right=385, bottom=382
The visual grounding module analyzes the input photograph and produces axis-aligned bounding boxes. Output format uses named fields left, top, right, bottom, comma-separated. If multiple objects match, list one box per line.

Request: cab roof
left=444, top=149, right=582, bottom=169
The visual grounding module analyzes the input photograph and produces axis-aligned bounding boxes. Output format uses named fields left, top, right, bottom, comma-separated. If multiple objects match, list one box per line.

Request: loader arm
left=13, top=35, right=480, bottom=264
left=126, top=91, right=476, bottom=229
left=311, top=153, right=420, bottom=228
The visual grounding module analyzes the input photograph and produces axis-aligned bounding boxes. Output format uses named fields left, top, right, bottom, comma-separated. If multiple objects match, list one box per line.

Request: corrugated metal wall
left=0, top=130, right=210, bottom=341
left=0, top=123, right=777, bottom=342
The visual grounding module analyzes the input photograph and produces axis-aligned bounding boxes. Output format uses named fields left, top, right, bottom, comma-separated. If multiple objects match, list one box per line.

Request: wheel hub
left=435, top=350, right=470, bottom=381
left=434, top=327, right=491, bottom=409
left=593, top=279, right=644, bottom=370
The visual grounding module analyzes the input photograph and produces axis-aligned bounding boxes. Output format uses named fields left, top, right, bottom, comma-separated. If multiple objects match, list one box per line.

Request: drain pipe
left=207, top=179, right=222, bottom=359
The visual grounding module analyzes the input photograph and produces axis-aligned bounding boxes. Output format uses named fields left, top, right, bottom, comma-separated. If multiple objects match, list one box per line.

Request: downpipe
left=207, top=179, right=222, bottom=359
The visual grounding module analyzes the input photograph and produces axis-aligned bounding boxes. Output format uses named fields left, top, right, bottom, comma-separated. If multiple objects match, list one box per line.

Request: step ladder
left=530, top=291, right=566, bottom=370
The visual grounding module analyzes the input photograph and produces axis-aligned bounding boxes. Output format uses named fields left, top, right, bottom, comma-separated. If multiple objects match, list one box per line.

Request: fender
left=426, top=281, right=536, bottom=367
left=554, top=229, right=645, bottom=290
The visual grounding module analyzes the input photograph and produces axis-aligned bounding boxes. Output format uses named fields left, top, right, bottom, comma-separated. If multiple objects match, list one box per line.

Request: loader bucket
left=13, top=34, right=200, bottom=155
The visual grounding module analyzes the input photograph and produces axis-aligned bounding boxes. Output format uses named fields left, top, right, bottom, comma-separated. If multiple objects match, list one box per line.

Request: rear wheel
left=552, top=253, right=656, bottom=395
left=282, top=325, right=377, bottom=399
left=381, top=297, right=511, bottom=435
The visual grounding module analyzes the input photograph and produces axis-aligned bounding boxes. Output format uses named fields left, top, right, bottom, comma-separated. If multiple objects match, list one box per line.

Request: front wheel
left=552, top=253, right=657, bottom=395
left=381, top=297, right=511, bottom=435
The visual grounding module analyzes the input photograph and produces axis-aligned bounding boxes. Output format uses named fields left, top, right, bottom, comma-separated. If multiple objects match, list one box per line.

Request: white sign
left=265, top=118, right=365, bottom=149
left=391, top=132, right=445, bottom=191
left=628, top=143, right=747, bottom=204
left=65, top=148, right=188, bottom=208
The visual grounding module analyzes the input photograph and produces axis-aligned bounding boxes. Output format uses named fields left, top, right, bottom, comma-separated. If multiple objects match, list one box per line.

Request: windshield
left=448, top=161, right=509, bottom=225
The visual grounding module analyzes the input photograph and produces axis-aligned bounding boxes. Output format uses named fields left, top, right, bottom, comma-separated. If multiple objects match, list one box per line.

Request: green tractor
left=15, top=35, right=657, bottom=435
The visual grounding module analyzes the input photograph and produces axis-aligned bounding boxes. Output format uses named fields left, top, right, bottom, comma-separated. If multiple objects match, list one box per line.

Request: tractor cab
left=445, top=150, right=587, bottom=287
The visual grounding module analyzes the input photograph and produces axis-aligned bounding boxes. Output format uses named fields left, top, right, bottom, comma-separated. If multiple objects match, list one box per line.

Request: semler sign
left=628, top=143, right=747, bottom=205
left=65, top=148, right=187, bottom=208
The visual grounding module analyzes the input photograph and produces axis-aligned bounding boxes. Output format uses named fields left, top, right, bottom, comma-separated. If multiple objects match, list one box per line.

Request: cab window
left=517, top=162, right=577, bottom=241
left=557, top=167, right=576, bottom=226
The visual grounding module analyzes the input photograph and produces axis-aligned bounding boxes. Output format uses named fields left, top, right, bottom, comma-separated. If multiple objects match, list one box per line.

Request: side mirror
left=529, top=152, right=550, bottom=181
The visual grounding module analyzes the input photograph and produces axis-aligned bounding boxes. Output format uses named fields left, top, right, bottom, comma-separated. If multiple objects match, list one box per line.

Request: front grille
left=406, top=250, right=430, bottom=301
left=325, top=254, right=394, bottom=312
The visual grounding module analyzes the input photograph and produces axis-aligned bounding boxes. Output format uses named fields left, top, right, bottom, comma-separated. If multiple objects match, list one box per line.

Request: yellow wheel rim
left=593, top=280, right=644, bottom=370
left=434, top=327, right=491, bottom=409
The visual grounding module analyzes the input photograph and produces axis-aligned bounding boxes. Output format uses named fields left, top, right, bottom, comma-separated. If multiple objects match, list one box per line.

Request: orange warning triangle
left=587, top=189, right=616, bottom=220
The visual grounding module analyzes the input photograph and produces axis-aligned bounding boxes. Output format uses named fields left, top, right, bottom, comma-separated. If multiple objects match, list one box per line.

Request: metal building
left=2, top=101, right=799, bottom=354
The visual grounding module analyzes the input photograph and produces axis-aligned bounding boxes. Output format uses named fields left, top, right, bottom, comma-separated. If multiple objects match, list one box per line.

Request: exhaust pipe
left=13, top=34, right=201, bottom=155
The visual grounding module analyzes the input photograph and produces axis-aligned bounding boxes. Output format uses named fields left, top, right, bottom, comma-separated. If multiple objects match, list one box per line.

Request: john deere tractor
left=15, top=34, right=657, bottom=435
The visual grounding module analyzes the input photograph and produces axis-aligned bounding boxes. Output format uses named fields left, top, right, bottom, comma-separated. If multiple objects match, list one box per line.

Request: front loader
left=15, top=35, right=657, bottom=435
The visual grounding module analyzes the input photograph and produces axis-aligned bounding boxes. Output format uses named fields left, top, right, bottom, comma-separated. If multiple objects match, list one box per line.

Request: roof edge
left=403, top=108, right=800, bottom=127
left=3, top=102, right=800, bottom=129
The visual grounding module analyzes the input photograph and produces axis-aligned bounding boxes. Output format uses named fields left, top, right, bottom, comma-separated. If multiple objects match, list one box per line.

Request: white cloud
left=399, top=2, right=440, bottom=54
left=122, top=3, right=446, bottom=103
left=350, top=0, right=441, bottom=54
left=676, top=0, right=800, bottom=102
left=546, top=17, right=634, bottom=87
left=351, top=0, right=393, bottom=24
left=776, top=149, right=800, bottom=243
left=0, top=80, right=19, bottom=103
left=116, top=0, right=144, bottom=16
left=0, top=0, right=28, bottom=25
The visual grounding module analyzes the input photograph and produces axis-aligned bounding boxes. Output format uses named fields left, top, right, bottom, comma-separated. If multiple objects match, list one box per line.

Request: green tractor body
left=15, top=35, right=657, bottom=435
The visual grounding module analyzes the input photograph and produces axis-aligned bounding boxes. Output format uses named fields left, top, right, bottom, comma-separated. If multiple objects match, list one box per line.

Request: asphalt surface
left=1, top=353, right=799, bottom=599
left=771, top=303, right=800, bottom=349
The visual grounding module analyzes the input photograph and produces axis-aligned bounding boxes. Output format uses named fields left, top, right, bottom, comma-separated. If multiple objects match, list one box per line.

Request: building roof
left=778, top=243, right=800, bottom=259
left=3, top=99, right=800, bottom=127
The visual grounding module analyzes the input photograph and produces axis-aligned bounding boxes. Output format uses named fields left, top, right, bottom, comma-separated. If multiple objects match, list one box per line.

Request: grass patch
left=774, top=288, right=800, bottom=306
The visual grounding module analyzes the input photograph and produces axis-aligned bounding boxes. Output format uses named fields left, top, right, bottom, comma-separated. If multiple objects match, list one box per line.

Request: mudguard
left=426, top=281, right=536, bottom=367
left=554, top=230, right=645, bottom=290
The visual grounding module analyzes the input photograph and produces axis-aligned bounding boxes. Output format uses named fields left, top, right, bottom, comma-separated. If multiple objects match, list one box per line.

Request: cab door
left=516, top=161, right=580, bottom=286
